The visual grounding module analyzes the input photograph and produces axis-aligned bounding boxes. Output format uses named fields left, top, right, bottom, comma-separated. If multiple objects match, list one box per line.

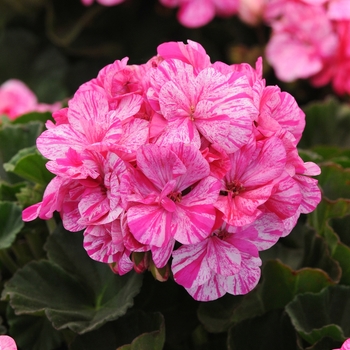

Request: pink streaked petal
left=115, top=118, right=149, bottom=161
left=232, top=212, right=284, bottom=251
left=136, top=144, right=187, bottom=190
left=223, top=254, right=261, bottom=295
left=110, top=250, right=134, bottom=276
left=37, top=124, right=87, bottom=161
left=83, top=221, right=124, bottom=263
left=264, top=173, right=302, bottom=219
left=181, top=176, right=221, bottom=207
left=202, top=145, right=231, bottom=179
left=159, top=79, right=196, bottom=121
left=172, top=203, right=216, bottom=244
left=282, top=211, right=300, bottom=237
left=155, top=117, right=201, bottom=149
left=22, top=202, right=42, bottom=222
left=151, top=238, right=175, bottom=268
left=61, top=197, right=86, bottom=232
left=260, top=87, right=305, bottom=143
left=169, top=143, right=210, bottom=191
left=293, top=174, right=321, bottom=214
left=301, top=162, right=321, bottom=176
left=172, top=239, right=211, bottom=288
left=186, top=273, right=227, bottom=301
left=112, top=94, right=143, bottom=121
left=241, top=137, right=286, bottom=187
left=78, top=187, right=123, bottom=225
left=206, top=236, right=241, bottom=276
left=157, top=40, right=211, bottom=71
left=68, top=89, right=110, bottom=137
left=127, top=204, right=172, bottom=247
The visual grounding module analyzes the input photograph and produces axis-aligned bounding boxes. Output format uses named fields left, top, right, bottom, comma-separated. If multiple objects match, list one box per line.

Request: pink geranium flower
left=159, top=0, right=238, bottom=27
left=0, top=79, right=60, bottom=120
left=265, top=1, right=338, bottom=82
left=214, top=136, right=286, bottom=226
left=172, top=213, right=283, bottom=301
left=122, top=143, right=221, bottom=247
left=0, top=335, right=17, bottom=350
left=148, top=58, right=254, bottom=153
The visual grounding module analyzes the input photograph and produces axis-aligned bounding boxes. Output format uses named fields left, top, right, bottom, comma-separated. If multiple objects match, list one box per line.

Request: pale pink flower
left=334, top=339, right=350, bottom=350
left=265, top=1, right=338, bottom=82
left=0, top=336, right=17, bottom=350
left=159, top=0, right=238, bottom=27
left=214, top=136, right=286, bottom=227
left=148, top=58, right=254, bottom=153
left=122, top=143, right=221, bottom=247
left=0, top=79, right=60, bottom=120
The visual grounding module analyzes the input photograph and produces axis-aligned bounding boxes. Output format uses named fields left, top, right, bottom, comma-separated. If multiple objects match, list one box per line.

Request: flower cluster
left=265, top=0, right=350, bottom=95
left=22, top=40, right=321, bottom=301
left=0, top=80, right=60, bottom=121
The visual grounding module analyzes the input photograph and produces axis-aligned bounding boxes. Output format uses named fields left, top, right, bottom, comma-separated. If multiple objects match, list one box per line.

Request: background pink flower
left=0, top=79, right=60, bottom=120
left=0, top=335, right=17, bottom=350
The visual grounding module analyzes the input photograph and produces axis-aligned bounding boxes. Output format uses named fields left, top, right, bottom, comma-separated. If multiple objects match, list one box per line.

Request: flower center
left=168, top=191, right=182, bottom=203
left=220, top=180, right=245, bottom=197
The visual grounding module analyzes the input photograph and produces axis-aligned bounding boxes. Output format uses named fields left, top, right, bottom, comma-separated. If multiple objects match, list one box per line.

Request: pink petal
left=186, top=273, right=227, bottom=301
left=206, top=236, right=241, bottom=276
left=0, top=335, right=17, bottom=350
left=172, top=240, right=211, bottom=288
left=222, top=254, right=261, bottom=295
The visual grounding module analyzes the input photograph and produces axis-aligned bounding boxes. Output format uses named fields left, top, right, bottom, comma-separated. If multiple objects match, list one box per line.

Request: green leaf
left=0, top=181, right=26, bottom=201
left=317, top=163, right=350, bottom=200
left=116, top=312, right=165, bottom=350
left=70, top=311, right=165, bottom=350
left=227, top=309, right=297, bottom=350
left=300, top=97, right=350, bottom=148
left=4, top=146, right=53, bottom=185
left=0, top=121, right=44, bottom=183
left=302, top=146, right=350, bottom=168
left=2, top=225, right=143, bottom=334
left=11, top=111, right=53, bottom=125
left=285, top=285, right=350, bottom=345
left=0, top=201, right=24, bottom=249
left=198, top=260, right=334, bottom=333
left=7, top=305, right=63, bottom=350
